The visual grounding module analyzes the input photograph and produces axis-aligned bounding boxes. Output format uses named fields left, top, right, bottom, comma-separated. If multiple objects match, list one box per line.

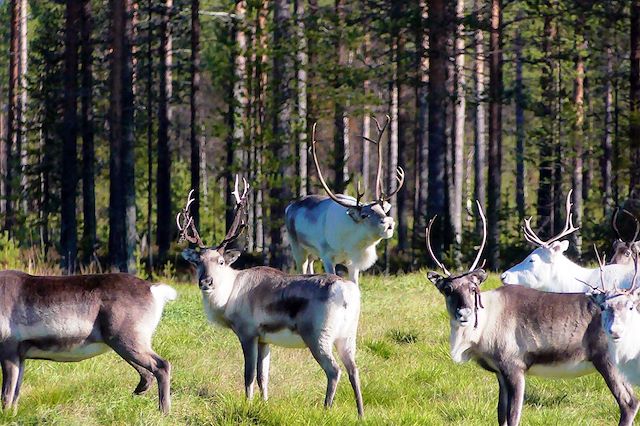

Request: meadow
left=0, top=273, right=623, bottom=425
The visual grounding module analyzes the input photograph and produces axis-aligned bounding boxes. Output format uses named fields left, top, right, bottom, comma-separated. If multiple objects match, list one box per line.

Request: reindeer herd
left=1, top=120, right=640, bottom=425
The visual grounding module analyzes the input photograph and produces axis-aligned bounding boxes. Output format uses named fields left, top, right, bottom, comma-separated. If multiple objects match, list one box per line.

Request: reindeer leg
left=496, top=372, right=508, bottom=426
left=305, top=338, right=341, bottom=409
left=335, top=337, right=363, bottom=418
left=257, top=343, right=270, bottom=401
left=125, top=359, right=155, bottom=395
left=321, top=258, right=336, bottom=275
left=240, top=337, right=258, bottom=400
left=503, top=369, right=525, bottom=426
left=593, top=358, right=639, bottom=426
left=11, top=359, right=24, bottom=411
left=107, top=337, right=172, bottom=414
left=0, top=356, right=20, bottom=411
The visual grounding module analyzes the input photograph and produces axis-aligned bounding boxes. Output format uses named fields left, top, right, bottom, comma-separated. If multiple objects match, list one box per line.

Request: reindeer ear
left=182, top=248, right=201, bottom=265
left=222, top=249, right=241, bottom=265
left=550, top=240, right=570, bottom=254
left=469, top=269, right=488, bottom=285
left=381, top=201, right=391, bottom=214
left=427, top=271, right=444, bottom=285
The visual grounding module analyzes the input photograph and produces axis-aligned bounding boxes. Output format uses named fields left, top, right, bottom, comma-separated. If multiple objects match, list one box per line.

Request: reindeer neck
left=550, top=255, right=593, bottom=293
left=204, top=266, right=239, bottom=312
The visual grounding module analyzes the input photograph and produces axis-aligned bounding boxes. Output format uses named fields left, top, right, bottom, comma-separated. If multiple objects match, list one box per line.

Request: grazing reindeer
left=179, top=177, right=364, bottom=417
left=501, top=191, right=634, bottom=292
left=427, top=202, right=639, bottom=426
left=610, top=208, right=640, bottom=267
left=0, top=270, right=176, bottom=413
left=285, top=117, right=404, bottom=284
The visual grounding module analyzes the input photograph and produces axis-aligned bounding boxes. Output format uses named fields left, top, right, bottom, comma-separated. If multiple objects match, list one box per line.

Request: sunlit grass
left=0, top=272, right=624, bottom=424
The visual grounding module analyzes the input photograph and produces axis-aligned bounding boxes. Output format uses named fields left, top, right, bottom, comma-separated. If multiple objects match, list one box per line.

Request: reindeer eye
left=529, top=259, right=535, bottom=263
left=218, top=258, right=224, bottom=265
left=443, top=285, right=453, bottom=295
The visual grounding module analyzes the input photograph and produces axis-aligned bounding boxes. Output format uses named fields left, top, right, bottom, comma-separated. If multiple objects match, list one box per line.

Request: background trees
left=0, top=0, right=636, bottom=274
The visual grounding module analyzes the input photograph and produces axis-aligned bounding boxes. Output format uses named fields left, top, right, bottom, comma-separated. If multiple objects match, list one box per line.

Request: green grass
left=0, top=273, right=623, bottom=425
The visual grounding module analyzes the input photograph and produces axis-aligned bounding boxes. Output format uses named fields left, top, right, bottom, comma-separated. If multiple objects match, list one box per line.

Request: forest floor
left=0, top=273, right=623, bottom=425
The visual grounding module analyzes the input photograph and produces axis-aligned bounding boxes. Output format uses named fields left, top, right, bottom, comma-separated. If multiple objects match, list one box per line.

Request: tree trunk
left=269, top=0, right=294, bottom=269
left=306, top=0, right=318, bottom=196
left=571, top=18, right=585, bottom=257
left=514, top=12, right=525, bottom=220
left=427, top=0, right=448, bottom=261
left=295, top=0, right=307, bottom=197
left=362, top=31, right=371, bottom=190
left=4, top=0, right=19, bottom=233
left=413, top=0, right=429, bottom=257
left=145, top=0, right=154, bottom=275
left=333, top=0, right=347, bottom=193
left=537, top=12, right=555, bottom=237
left=630, top=0, right=640, bottom=196
left=450, top=0, right=465, bottom=261
left=16, top=0, right=27, bottom=214
left=473, top=0, right=487, bottom=219
left=157, top=0, right=173, bottom=263
left=226, top=0, right=248, bottom=229
left=602, top=45, right=613, bottom=215
left=61, top=0, right=81, bottom=273
left=80, top=0, right=96, bottom=266
left=109, top=0, right=137, bottom=272
left=487, top=0, right=502, bottom=270
left=189, top=0, right=201, bottom=228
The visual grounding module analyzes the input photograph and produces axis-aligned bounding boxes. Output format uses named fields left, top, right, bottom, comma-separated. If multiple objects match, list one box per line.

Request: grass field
left=0, top=272, right=625, bottom=425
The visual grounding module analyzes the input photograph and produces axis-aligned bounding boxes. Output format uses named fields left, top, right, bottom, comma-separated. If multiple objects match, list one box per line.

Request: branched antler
left=522, top=190, right=579, bottom=247
left=363, top=115, right=405, bottom=203
left=218, top=175, right=250, bottom=252
left=612, top=208, right=640, bottom=244
left=176, top=189, right=206, bottom=248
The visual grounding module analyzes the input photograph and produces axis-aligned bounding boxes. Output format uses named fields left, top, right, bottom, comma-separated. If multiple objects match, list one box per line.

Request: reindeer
left=285, top=117, right=404, bottom=284
left=178, top=177, right=364, bottom=417
left=587, top=244, right=640, bottom=388
left=0, top=270, right=176, bottom=413
left=426, top=202, right=639, bottom=426
left=501, top=191, right=634, bottom=292
left=610, top=208, right=640, bottom=267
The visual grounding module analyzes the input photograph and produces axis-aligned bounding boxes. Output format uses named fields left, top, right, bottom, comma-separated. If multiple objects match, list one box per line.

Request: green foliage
left=0, top=232, right=22, bottom=269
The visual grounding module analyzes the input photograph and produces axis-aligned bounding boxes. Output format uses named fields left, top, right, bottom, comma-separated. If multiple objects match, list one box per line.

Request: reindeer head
left=609, top=209, right=640, bottom=267
left=426, top=201, right=488, bottom=328
left=178, top=176, right=249, bottom=291
left=311, top=116, right=404, bottom=240
left=588, top=245, right=640, bottom=347
left=501, top=191, right=580, bottom=289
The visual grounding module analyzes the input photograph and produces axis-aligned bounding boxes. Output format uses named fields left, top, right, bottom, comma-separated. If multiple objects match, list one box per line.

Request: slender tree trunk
left=226, top=0, right=248, bottom=229
left=450, top=0, right=465, bottom=260
left=487, top=0, right=502, bottom=270
left=4, top=0, right=19, bottom=233
left=17, top=0, right=27, bottom=214
left=427, top=0, right=448, bottom=261
left=157, top=0, right=173, bottom=263
left=333, top=0, right=347, bottom=193
left=473, top=0, right=486, bottom=218
left=553, top=22, right=563, bottom=235
left=295, top=0, right=307, bottom=197
left=145, top=0, right=154, bottom=274
left=61, top=0, right=81, bottom=273
left=613, top=79, right=620, bottom=204
left=80, top=0, right=96, bottom=266
left=514, top=14, right=525, bottom=220
left=602, top=45, right=614, bottom=215
left=571, top=18, right=585, bottom=257
left=0, top=83, right=4, bottom=216
left=630, top=0, right=640, bottom=196
left=190, top=0, right=201, bottom=228
left=306, top=0, right=318, bottom=196
left=362, top=31, right=371, bottom=190
left=413, top=0, right=429, bottom=257
left=109, top=0, right=137, bottom=272
left=537, top=12, right=555, bottom=237
left=269, top=0, right=294, bottom=269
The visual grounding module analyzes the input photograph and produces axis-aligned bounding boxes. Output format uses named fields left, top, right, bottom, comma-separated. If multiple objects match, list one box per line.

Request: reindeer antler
left=311, top=122, right=365, bottom=209
left=612, top=208, right=640, bottom=244
left=218, top=175, right=250, bottom=253
left=522, top=190, right=580, bottom=247
left=176, top=189, right=206, bottom=248
left=469, top=200, right=487, bottom=272
left=425, top=216, right=451, bottom=277
left=363, top=115, right=405, bottom=204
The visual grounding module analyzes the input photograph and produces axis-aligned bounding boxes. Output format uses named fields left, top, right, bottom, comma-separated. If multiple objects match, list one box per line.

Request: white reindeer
left=285, top=117, right=404, bottom=284
left=178, top=177, right=364, bottom=417
left=501, top=191, right=634, bottom=292
left=427, top=203, right=639, bottom=426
